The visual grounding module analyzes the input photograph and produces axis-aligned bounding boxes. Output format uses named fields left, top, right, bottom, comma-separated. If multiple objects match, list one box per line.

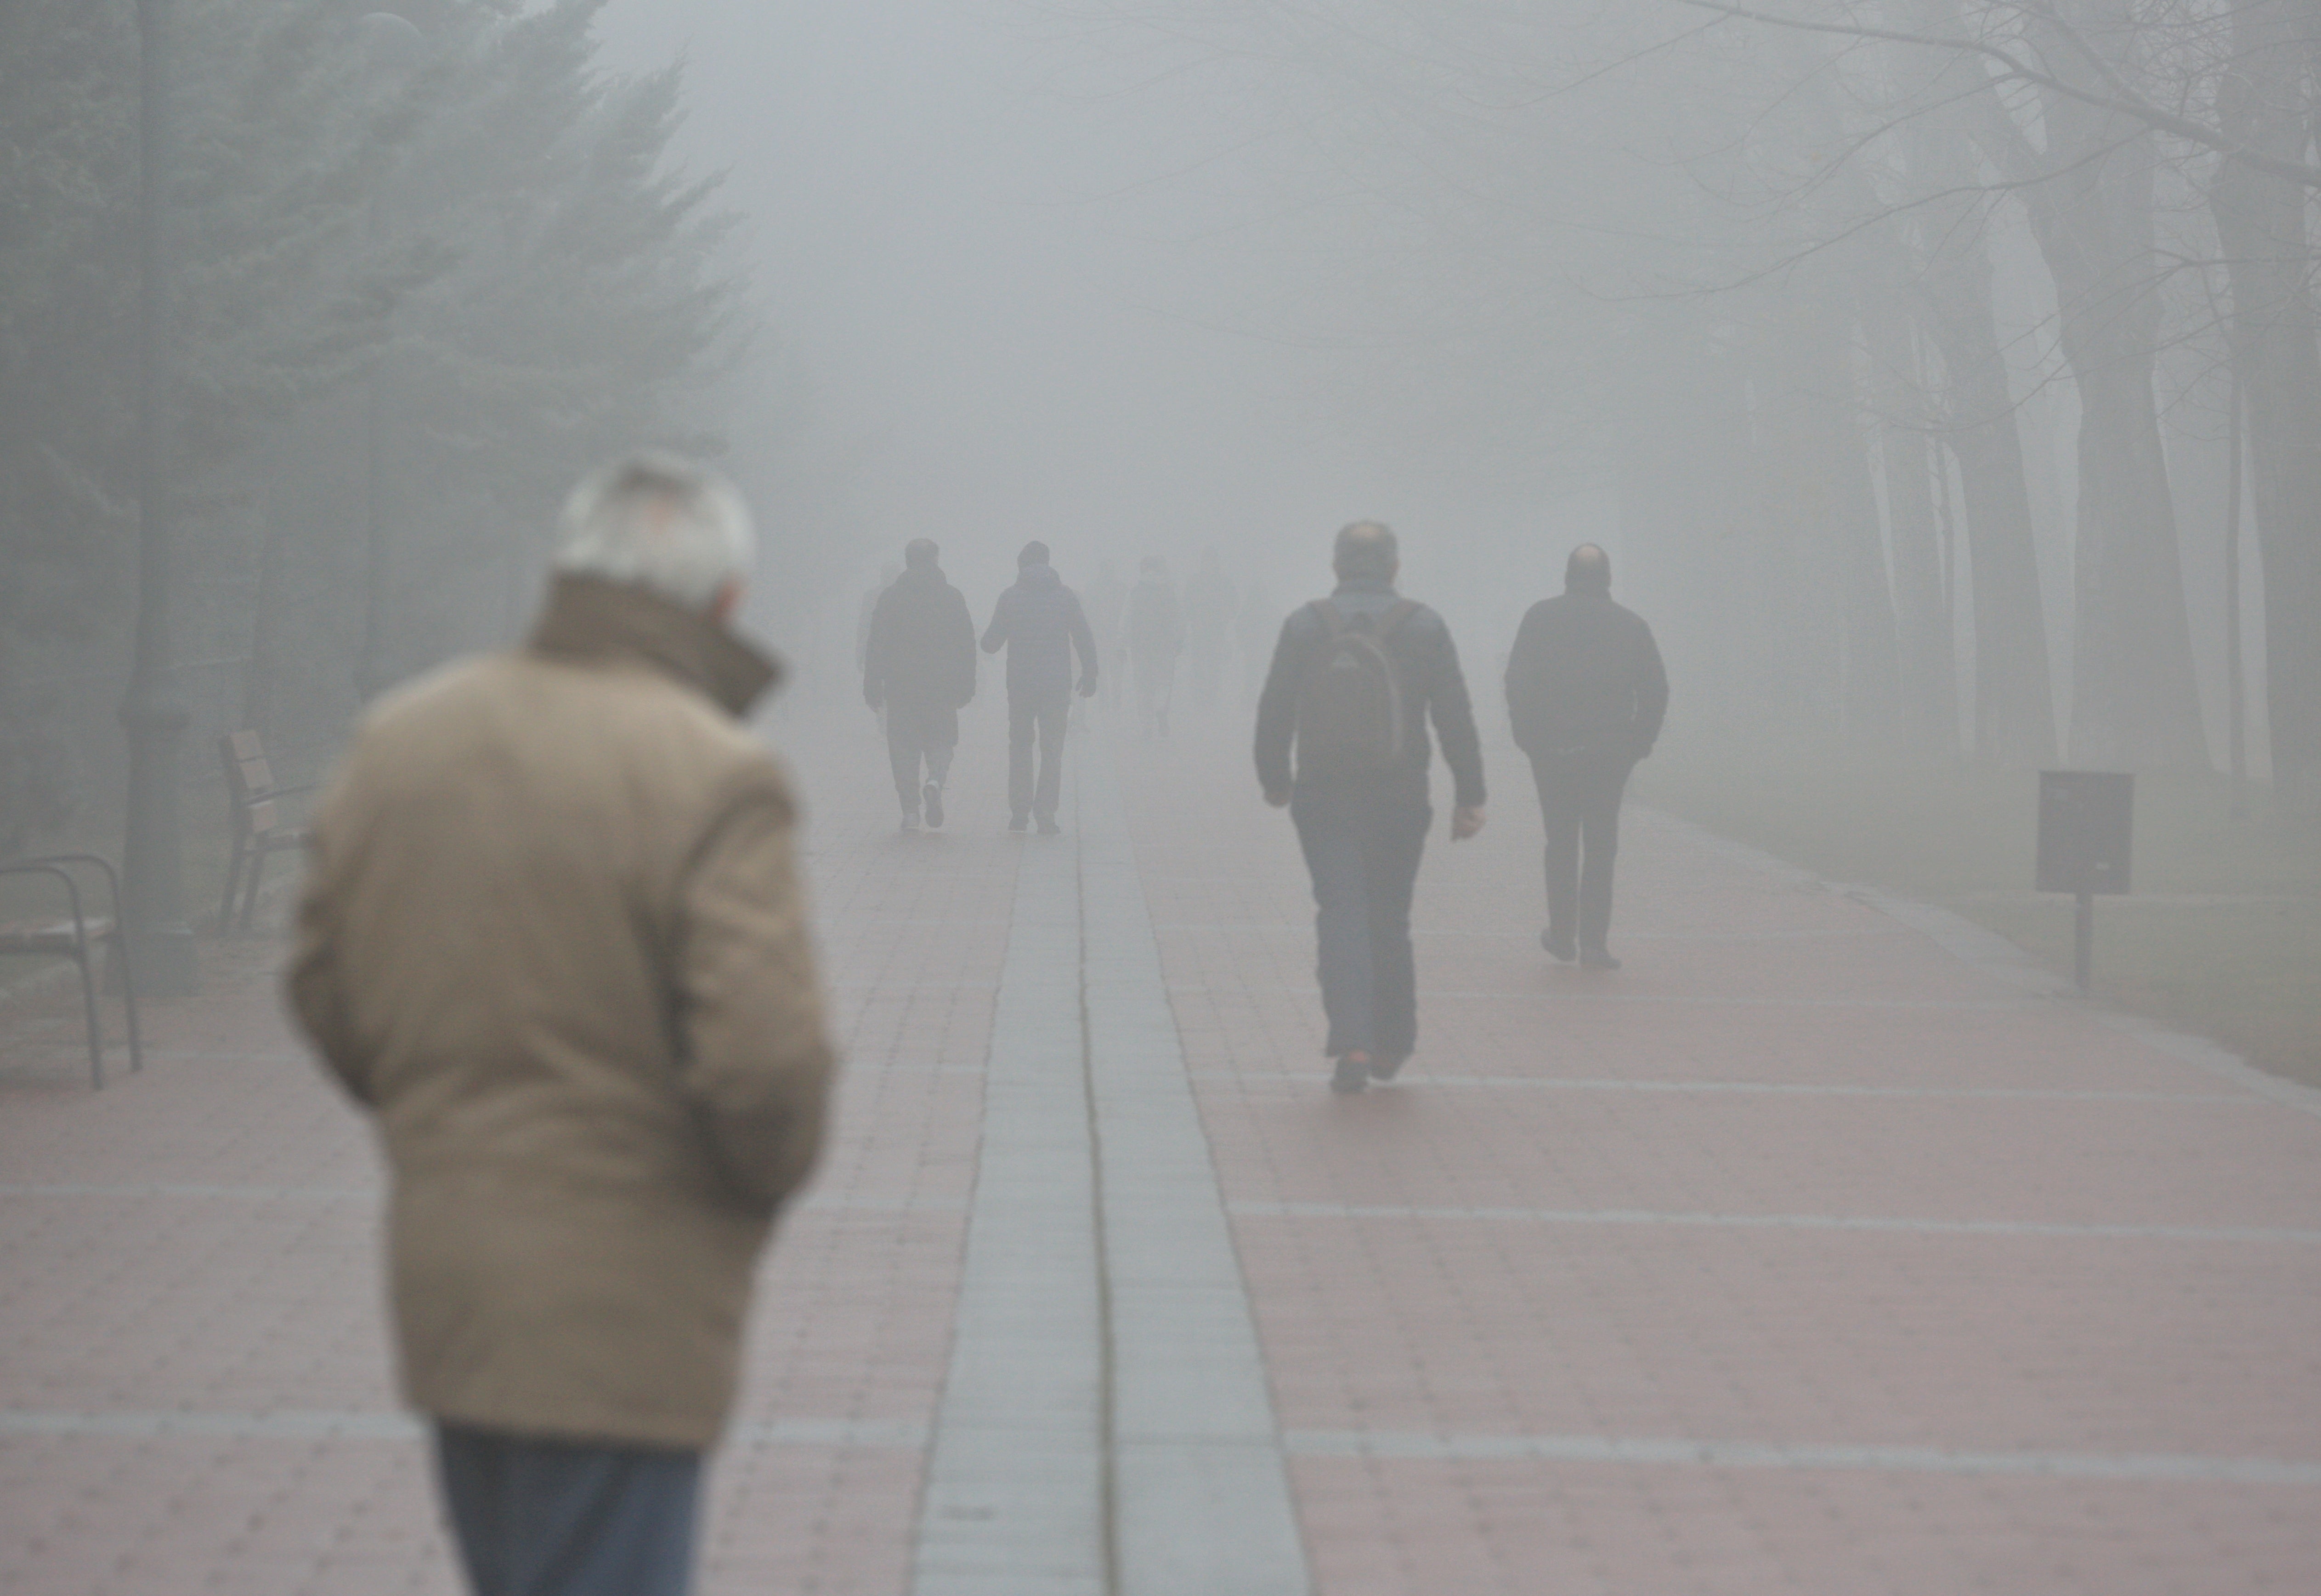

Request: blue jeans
left=1291, top=788, right=1430, bottom=1064
left=434, top=1423, right=702, bottom=1596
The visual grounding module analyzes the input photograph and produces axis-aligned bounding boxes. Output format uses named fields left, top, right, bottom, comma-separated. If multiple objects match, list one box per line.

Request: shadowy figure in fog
left=1505, top=543, right=1668, bottom=969
left=1182, top=545, right=1239, bottom=711
left=982, top=540, right=1098, bottom=834
left=864, top=538, right=976, bottom=831
left=1084, top=556, right=1128, bottom=716
left=1126, top=555, right=1183, bottom=738
left=1237, top=577, right=1279, bottom=709
left=289, top=455, right=833, bottom=1596
left=1256, top=521, right=1486, bottom=1094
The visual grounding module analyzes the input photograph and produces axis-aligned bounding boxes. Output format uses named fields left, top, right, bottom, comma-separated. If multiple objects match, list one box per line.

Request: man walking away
left=1182, top=546, right=1239, bottom=711
left=1505, top=543, right=1668, bottom=970
left=982, top=540, right=1098, bottom=834
left=864, top=538, right=976, bottom=830
left=1126, top=555, right=1183, bottom=739
left=288, top=454, right=835, bottom=1596
left=1256, top=521, right=1486, bottom=1094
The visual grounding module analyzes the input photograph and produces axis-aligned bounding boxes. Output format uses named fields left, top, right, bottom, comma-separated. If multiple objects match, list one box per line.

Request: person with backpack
left=1504, top=543, right=1668, bottom=969
left=1254, top=521, right=1486, bottom=1094
left=982, top=540, right=1099, bottom=834
left=863, top=538, right=977, bottom=831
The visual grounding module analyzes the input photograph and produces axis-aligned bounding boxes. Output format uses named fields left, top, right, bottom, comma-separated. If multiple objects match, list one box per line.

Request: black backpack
left=1294, top=599, right=1419, bottom=780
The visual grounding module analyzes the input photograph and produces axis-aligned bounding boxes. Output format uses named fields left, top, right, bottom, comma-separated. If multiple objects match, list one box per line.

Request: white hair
left=554, top=452, right=755, bottom=610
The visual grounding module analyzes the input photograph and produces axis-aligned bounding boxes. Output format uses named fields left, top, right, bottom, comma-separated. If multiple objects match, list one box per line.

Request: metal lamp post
left=352, top=11, right=425, bottom=704
left=120, top=0, right=197, bottom=995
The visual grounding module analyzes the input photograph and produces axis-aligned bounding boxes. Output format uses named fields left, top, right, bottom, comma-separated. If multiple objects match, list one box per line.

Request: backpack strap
left=1307, top=598, right=1346, bottom=638
left=1375, top=599, right=1421, bottom=640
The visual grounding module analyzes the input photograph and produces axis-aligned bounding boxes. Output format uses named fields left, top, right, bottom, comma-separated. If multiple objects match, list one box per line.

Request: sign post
left=2035, top=772, right=2134, bottom=993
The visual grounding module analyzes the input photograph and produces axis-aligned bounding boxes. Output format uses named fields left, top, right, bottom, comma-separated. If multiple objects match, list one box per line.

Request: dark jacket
left=982, top=563, right=1099, bottom=700
left=1504, top=590, right=1669, bottom=761
left=1253, top=577, right=1486, bottom=809
left=864, top=565, right=976, bottom=716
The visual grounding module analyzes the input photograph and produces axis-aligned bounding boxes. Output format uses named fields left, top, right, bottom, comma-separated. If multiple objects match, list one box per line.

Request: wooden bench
left=218, top=731, right=315, bottom=933
left=0, top=854, right=144, bottom=1088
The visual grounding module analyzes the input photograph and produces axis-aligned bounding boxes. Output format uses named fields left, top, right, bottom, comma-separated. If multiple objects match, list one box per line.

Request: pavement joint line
left=910, top=782, right=1107, bottom=1596
left=1227, top=1201, right=2321, bottom=1244
left=1282, top=1429, right=2321, bottom=1485
left=1184, top=1072, right=2263, bottom=1105
left=1081, top=739, right=1312, bottom=1596
left=0, top=1410, right=928, bottom=1449
left=1151, top=923, right=1913, bottom=944
left=1167, top=985, right=2042, bottom=1011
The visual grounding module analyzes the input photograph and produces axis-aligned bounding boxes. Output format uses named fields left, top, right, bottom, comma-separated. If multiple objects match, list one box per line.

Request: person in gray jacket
left=981, top=541, right=1098, bottom=833
left=1504, top=544, right=1668, bottom=969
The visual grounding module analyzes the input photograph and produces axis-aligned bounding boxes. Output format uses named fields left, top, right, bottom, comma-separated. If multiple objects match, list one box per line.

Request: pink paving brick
left=1118, top=721, right=2321, bottom=1594
left=0, top=705, right=1012, bottom=1596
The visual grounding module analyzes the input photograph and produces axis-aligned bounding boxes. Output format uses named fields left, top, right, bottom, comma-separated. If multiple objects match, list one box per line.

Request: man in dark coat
left=981, top=540, right=1098, bottom=834
left=1255, top=521, right=1486, bottom=1094
left=863, top=538, right=977, bottom=831
left=1504, top=543, right=1668, bottom=969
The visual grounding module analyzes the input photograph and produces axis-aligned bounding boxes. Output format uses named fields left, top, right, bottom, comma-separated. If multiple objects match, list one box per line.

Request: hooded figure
left=981, top=540, right=1098, bottom=832
left=864, top=538, right=977, bottom=829
left=1504, top=543, right=1668, bottom=968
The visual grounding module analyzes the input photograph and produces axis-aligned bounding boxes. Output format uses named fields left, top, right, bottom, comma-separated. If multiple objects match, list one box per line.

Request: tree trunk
left=1911, top=232, right=2059, bottom=764
left=2212, top=0, right=2321, bottom=804
left=2010, top=17, right=2208, bottom=768
left=1857, top=276, right=1959, bottom=751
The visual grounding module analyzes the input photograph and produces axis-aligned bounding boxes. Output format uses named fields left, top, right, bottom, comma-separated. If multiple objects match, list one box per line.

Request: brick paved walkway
left=5, top=697, right=2319, bottom=1594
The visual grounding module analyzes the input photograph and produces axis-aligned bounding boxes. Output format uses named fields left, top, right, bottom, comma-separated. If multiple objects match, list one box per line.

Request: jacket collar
left=1332, top=575, right=1398, bottom=599
left=527, top=574, right=780, bottom=719
left=1017, top=563, right=1062, bottom=591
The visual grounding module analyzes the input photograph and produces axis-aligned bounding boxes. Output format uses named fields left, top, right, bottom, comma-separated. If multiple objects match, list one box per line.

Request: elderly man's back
left=289, top=457, right=833, bottom=1596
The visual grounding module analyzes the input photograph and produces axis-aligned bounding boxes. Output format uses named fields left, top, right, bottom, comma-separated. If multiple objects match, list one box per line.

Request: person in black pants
left=1504, top=544, right=1668, bottom=969
left=982, top=541, right=1099, bottom=833
left=1255, top=522, right=1487, bottom=1094
left=863, top=538, right=977, bottom=830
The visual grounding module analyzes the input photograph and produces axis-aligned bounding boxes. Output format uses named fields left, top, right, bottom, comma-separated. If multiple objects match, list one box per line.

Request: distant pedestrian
left=288, top=454, right=835, bottom=1596
left=1504, top=543, right=1667, bottom=969
left=1255, top=521, right=1486, bottom=1094
left=1125, top=555, right=1183, bottom=738
left=981, top=540, right=1099, bottom=833
left=864, top=538, right=977, bottom=831
left=1182, top=546, right=1239, bottom=711
left=1085, top=556, right=1128, bottom=716
left=855, top=561, right=900, bottom=675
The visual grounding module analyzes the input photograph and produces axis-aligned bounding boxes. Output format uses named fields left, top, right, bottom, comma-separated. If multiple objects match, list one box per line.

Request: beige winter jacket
left=288, top=574, right=834, bottom=1450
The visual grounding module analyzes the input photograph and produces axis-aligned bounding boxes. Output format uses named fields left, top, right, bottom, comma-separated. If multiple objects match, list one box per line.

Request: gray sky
left=593, top=0, right=1612, bottom=620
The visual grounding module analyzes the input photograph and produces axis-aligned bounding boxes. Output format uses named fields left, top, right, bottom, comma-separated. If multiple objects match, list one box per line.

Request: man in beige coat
left=288, top=454, right=833, bottom=1596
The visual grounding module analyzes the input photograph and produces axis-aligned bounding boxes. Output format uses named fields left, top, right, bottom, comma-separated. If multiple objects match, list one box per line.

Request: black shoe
left=1036, top=817, right=1062, bottom=836
left=1009, top=814, right=1029, bottom=833
left=1368, top=1054, right=1406, bottom=1083
left=923, top=781, right=944, bottom=829
left=1541, top=929, right=1577, bottom=963
left=1330, top=1054, right=1371, bottom=1094
left=1579, top=947, right=1621, bottom=970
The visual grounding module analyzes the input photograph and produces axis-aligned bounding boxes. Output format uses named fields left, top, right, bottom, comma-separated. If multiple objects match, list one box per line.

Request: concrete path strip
left=911, top=742, right=1310, bottom=1596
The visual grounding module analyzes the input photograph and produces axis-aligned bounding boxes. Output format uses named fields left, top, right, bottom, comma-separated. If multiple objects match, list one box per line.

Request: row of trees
left=1086, top=0, right=2318, bottom=801
left=0, top=0, right=747, bottom=858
